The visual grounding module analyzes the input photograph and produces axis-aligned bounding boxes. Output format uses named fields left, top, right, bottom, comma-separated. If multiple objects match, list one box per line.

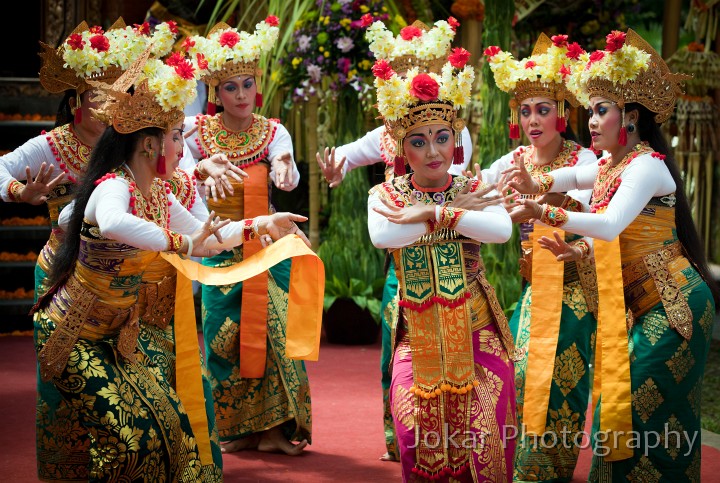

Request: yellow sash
left=161, top=235, right=324, bottom=464
left=593, top=237, right=633, bottom=461
left=523, top=224, right=565, bottom=434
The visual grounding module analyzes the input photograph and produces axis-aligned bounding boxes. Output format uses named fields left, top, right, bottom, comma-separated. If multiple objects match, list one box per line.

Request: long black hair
left=41, top=126, right=164, bottom=304
left=629, top=103, right=720, bottom=306
left=54, top=90, right=76, bottom=128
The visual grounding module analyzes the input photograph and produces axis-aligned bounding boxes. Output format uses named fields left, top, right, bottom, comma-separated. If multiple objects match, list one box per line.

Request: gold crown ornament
left=39, top=18, right=179, bottom=95
left=373, top=44, right=475, bottom=175
left=365, top=18, right=459, bottom=75
left=184, top=16, right=280, bottom=114
left=568, top=29, right=691, bottom=126
left=484, top=33, right=586, bottom=139
left=90, top=46, right=198, bottom=134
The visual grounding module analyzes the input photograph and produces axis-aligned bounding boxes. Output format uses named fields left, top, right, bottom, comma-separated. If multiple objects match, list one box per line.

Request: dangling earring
left=207, top=84, right=219, bottom=116
left=618, top=106, right=627, bottom=146
left=555, top=99, right=566, bottom=133
left=508, top=99, right=520, bottom=139
left=156, top=141, right=166, bottom=175
left=393, top=139, right=406, bottom=176
left=452, top=118, right=465, bottom=165
left=255, top=92, right=263, bottom=108
left=72, top=92, right=82, bottom=124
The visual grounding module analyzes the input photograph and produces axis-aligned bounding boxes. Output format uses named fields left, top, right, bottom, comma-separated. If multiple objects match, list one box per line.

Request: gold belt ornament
left=138, top=275, right=177, bottom=329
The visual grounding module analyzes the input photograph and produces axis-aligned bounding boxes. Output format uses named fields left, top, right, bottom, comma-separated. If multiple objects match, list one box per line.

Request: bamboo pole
left=662, top=0, right=682, bottom=59
left=306, top=96, right=320, bottom=248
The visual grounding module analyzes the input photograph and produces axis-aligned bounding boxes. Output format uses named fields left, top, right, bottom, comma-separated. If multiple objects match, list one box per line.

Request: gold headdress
left=38, top=18, right=178, bottom=95
left=373, top=45, right=475, bottom=175
left=90, top=47, right=198, bottom=134
left=567, top=29, right=691, bottom=124
left=185, top=16, right=280, bottom=114
left=485, top=33, right=585, bottom=138
left=365, top=18, right=458, bottom=75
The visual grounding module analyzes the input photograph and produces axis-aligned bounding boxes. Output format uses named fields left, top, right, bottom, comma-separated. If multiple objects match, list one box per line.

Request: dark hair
left=563, top=101, right=579, bottom=143
left=42, top=126, right=164, bottom=303
left=628, top=103, right=720, bottom=306
left=54, top=90, right=76, bottom=127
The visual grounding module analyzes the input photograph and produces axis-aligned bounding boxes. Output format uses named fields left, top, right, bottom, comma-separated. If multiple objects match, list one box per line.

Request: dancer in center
left=367, top=47, right=518, bottom=481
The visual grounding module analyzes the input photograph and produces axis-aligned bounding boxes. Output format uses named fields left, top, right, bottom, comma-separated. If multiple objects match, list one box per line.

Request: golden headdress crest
left=185, top=16, right=280, bottom=112
left=365, top=18, right=458, bottom=75
left=373, top=44, right=474, bottom=175
left=38, top=18, right=179, bottom=95
left=485, top=33, right=586, bottom=138
left=568, top=29, right=691, bottom=123
left=91, top=47, right=198, bottom=133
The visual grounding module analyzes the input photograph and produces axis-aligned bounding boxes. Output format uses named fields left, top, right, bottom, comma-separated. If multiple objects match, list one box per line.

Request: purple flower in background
left=297, top=35, right=312, bottom=52
left=307, top=64, right=323, bottom=83
left=335, top=36, right=354, bottom=53
left=337, top=57, right=351, bottom=74
left=317, top=55, right=325, bottom=64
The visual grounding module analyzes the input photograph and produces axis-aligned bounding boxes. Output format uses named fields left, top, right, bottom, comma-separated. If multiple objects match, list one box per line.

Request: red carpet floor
left=1, top=335, right=719, bottom=482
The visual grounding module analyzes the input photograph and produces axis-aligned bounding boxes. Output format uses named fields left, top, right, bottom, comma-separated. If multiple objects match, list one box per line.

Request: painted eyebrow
left=520, top=102, right=554, bottom=107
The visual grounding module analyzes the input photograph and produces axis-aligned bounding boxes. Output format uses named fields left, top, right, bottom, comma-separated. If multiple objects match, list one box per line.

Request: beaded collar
left=590, top=141, right=660, bottom=213
left=95, top=167, right=172, bottom=227
left=375, top=174, right=469, bottom=207
left=43, top=124, right=93, bottom=183
left=194, top=113, right=277, bottom=167
left=521, top=139, right=580, bottom=176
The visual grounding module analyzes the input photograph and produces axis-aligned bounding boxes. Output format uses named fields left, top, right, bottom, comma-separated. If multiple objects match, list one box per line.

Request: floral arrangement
left=365, top=18, right=456, bottom=63
left=483, top=35, right=586, bottom=94
left=281, top=0, right=400, bottom=102
left=184, top=16, right=280, bottom=75
left=63, top=21, right=179, bottom=78
left=145, top=56, right=198, bottom=112
left=373, top=49, right=475, bottom=121
left=565, top=31, right=651, bottom=106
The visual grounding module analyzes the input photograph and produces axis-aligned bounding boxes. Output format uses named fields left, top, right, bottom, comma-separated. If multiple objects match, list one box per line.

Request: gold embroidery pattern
left=687, top=380, right=702, bottom=418
left=631, top=377, right=664, bottom=424
left=626, top=455, right=661, bottom=483
left=553, top=343, right=586, bottom=397
left=643, top=247, right=693, bottom=340
left=392, top=385, right=415, bottom=430
left=210, top=317, right=239, bottom=363
left=196, top=114, right=276, bottom=166
left=660, top=414, right=685, bottom=460
left=665, top=340, right=695, bottom=383
left=471, top=365, right=508, bottom=482
left=641, top=311, right=669, bottom=346
left=685, top=450, right=701, bottom=482
left=562, top=281, right=588, bottom=319
left=698, top=300, right=715, bottom=341
left=49, top=123, right=92, bottom=177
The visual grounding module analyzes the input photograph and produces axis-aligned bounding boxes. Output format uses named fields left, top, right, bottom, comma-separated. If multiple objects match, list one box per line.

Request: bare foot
left=379, top=452, right=398, bottom=462
left=257, top=427, right=308, bottom=456
left=221, top=434, right=259, bottom=453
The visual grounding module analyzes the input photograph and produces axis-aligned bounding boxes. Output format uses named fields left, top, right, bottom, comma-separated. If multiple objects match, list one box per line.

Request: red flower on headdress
left=165, top=52, right=185, bottom=67
left=182, top=37, right=195, bottom=52
left=166, top=21, right=179, bottom=34
left=360, top=14, right=373, bottom=28
left=66, top=33, right=85, bottom=50
left=484, top=46, right=501, bottom=59
left=525, top=60, right=536, bottom=69
left=174, top=60, right=196, bottom=80
left=551, top=34, right=568, bottom=47
left=605, top=31, right=626, bottom=52
left=89, top=26, right=104, bottom=34
left=265, top=15, right=279, bottom=27
left=219, top=31, right=240, bottom=48
left=565, top=42, right=584, bottom=60
left=448, top=47, right=471, bottom=69
left=448, top=17, right=460, bottom=31
left=196, top=53, right=209, bottom=70
left=372, top=59, right=394, bottom=80
left=134, top=22, right=151, bottom=35
left=410, top=73, right=439, bottom=101
left=400, top=26, right=423, bottom=41
left=559, top=64, right=571, bottom=78
left=588, top=50, right=605, bottom=64
left=89, top=34, right=110, bottom=52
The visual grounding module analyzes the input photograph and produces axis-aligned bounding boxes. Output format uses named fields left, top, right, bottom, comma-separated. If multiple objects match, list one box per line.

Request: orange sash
left=522, top=224, right=565, bottom=434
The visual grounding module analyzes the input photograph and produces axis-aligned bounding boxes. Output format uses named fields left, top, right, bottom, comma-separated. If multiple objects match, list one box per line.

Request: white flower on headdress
left=142, top=58, right=198, bottom=112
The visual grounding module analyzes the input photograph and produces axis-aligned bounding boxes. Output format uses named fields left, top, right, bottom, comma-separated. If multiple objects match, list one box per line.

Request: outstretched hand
left=19, top=163, right=66, bottom=205
left=201, top=154, right=248, bottom=202
left=500, top=150, right=539, bottom=195
left=259, top=212, right=311, bottom=247
left=508, top=198, right=543, bottom=223
left=372, top=197, right=435, bottom=225
left=537, top=231, right=583, bottom=262
left=316, top=147, right=346, bottom=188
left=449, top=182, right=508, bottom=211
left=189, top=211, right=231, bottom=257
left=271, top=152, right=294, bottom=189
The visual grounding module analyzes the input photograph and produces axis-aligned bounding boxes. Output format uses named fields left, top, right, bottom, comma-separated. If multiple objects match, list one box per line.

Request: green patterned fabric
left=510, top=281, right=597, bottom=482
left=34, top=312, right=203, bottom=481
left=201, top=252, right=311, bottom=443
left=380, top=258, right=399, bottom=461
left=588, top=270, right=715, bottom=482
left=138, top=321, right=223, bottom=482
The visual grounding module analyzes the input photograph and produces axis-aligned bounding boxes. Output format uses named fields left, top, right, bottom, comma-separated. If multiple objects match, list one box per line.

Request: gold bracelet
left=540, top=204, right=568, bottom=227
left=535, top=173, right=555, bottom=194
